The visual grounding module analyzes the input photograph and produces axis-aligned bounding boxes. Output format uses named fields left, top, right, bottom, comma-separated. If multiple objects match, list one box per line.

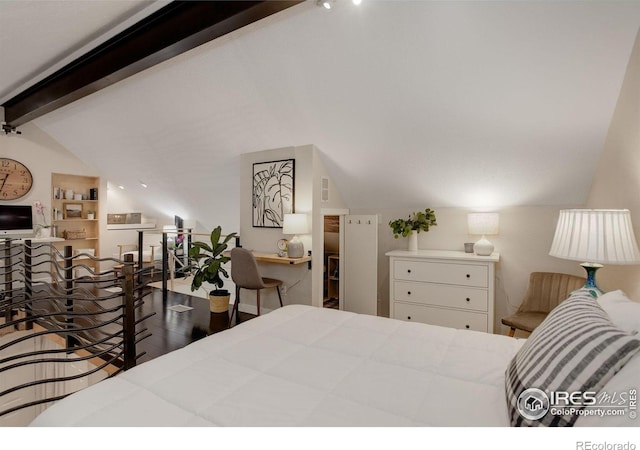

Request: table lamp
left=467, top=213, right=499, bottom=256
left=283, top=213, right=309, bottom=258
left=549, top=209, right=640, bottom=297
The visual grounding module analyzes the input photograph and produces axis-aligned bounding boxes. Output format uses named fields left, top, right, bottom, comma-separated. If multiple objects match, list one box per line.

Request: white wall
left=311, top=149, right=348, bottom=307
left=587, top=28, right=640, bottom=300
left=238, top=145, right=314, bottom=313
left=0, top=122, right=177, bottom=267
left=351, top=206, right=586, bottom=334
left=0, top=122, right=100, bottom=217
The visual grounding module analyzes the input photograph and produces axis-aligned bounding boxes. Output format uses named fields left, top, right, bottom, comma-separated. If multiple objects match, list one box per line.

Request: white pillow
left=598, top=290, right=640, bottom=332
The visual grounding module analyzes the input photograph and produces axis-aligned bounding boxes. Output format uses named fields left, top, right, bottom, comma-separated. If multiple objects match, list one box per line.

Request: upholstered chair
left=501, top=271, right=586, bottom=337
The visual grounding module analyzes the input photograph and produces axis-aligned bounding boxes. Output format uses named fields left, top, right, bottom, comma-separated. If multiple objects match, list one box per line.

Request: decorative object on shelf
left=252, top=158, right=294, bottom=228
left=277, top=238, right=288, bottom=257
left=467, top=212, right=499, bottom=256
left=90, top=188, right=98, bottom=200
left=188, top=226, right=238, bottom=313
left=389, top=208, right=437, bottom=251
left=63, top=229, right=87, bottom=240
left=32, top=201, right=51, bottom=238
left=65, top=189, right=74, bottom=200
left=283, top=213, right=309, bottom=258
left=86, top=210, right=95, bottom=220
left=0, top=158, right=33, bottom=200
left=549, top=209, right=640, bottom=297
left=64, top=203, right=83, bottom=219
left=464, top=242, right=474, bottom=253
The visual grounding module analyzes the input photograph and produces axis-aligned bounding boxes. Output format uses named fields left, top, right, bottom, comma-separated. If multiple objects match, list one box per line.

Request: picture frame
left=252, top=158, right=294, bottom=228
left=64, top=202, right=83, bottom=219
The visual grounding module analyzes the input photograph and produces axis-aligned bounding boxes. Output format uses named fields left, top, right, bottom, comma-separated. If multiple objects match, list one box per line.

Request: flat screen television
left=0, top=205, right=34, bottom=236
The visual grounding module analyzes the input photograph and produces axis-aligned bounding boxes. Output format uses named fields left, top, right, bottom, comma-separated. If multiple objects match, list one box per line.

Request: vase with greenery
left=389, top=208, right=437, bottom=251
left=189, top=226, right=237, bottom=313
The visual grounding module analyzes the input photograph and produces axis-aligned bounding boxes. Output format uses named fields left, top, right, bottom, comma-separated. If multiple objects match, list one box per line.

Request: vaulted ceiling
left=2, top=1, right=640, bottom=226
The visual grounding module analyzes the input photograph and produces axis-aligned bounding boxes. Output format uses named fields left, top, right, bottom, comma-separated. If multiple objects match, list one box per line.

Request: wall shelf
left=51, top=173, right=100, bottom=270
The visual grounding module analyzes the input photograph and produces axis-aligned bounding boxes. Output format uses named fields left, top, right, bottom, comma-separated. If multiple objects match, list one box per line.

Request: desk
left=252, top=252, right=311, bottom=265
left=222, top=251, right=311, bottom=266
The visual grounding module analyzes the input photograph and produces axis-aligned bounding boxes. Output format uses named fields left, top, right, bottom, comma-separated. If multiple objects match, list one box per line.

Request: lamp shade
left=283, top=213, right=309, bottom=235
left=467, top=213, right=499, bottom=236
left=549, top=209, right=640, bottom=265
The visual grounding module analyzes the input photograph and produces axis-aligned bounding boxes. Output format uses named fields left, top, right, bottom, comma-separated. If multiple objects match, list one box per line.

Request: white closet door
left=343, top=215, right=378, bottom=315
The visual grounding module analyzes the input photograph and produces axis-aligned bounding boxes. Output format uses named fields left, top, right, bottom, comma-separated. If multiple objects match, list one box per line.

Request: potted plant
left=33, top=201, right=52, bottom=238
left=189, top=226, right=237, bottom=313
left=389, top=208, right=437, bottom=251
left=86, top=210, right=95, bottom=220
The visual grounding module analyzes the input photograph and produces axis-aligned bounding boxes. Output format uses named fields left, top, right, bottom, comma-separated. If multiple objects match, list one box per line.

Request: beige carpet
left=148, top=276, right=209, bottom=299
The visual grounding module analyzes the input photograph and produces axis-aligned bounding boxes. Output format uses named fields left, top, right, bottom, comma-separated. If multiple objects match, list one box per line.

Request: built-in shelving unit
left=51, top=173, right=100, bottom=275
left=327, top=254, right=339, bottom=301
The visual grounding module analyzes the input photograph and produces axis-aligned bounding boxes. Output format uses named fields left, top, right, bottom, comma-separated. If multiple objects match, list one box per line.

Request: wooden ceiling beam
left=2, top=0, right=303, bottom=127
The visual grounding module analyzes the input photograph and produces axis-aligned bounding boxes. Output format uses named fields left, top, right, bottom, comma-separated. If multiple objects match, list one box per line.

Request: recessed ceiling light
left=352, top=0, right=362, bottom=5
left=118, top=185, right=125, bottom=190
left=140, top=182, right=148, bottom=188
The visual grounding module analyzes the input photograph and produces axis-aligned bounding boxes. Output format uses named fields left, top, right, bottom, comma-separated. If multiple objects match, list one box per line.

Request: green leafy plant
left=189, top=226, right=237, bottom=293
left=389, top=208, right=437, bottom=238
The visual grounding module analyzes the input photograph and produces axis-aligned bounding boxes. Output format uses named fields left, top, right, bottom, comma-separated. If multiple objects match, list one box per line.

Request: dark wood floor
left=135, top=287, right=254, bottom=364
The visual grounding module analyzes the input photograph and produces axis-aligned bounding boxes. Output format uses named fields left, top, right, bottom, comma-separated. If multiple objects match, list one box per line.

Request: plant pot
left=37, top=227, right=51, bottom=239
left=209, top=290, right=230, bottom=313
left=408, top=232, right=418, bottom=252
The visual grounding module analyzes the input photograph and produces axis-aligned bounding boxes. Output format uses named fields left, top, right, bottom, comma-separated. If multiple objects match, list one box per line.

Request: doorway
left=323, top=215, right=340, bottom=309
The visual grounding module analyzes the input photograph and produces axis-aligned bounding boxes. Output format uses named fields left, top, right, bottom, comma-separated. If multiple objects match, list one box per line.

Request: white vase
left=408, top=232, right=418, bottom=252
left=37, top=227, right=51, bottom=239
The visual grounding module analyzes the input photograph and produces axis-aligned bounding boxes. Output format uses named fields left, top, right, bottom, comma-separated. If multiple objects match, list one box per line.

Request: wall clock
left=0, top=158, right=33, bottom=200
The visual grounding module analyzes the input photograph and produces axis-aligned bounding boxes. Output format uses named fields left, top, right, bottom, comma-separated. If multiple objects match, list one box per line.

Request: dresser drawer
left=393, top=281, right=488, bottom=312
left=393, top=259, right=488, bottom=288
left=393, top=302, right=488, bottom=332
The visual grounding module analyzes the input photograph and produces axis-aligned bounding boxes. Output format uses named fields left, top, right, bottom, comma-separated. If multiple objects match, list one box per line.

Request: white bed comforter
left=30, top=305, right=524, bottom=426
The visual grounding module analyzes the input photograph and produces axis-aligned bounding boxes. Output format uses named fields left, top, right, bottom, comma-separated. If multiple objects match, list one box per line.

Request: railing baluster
left=64, top=245, right=74, bottom=348
left=24, top=239, right=33, bottom=330
left=122, top=253, right=136, bottom=370
left=162, top=232, right=168, bottom=302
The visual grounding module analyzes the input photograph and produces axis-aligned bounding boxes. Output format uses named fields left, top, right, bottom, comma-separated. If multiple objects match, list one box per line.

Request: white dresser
left=386, top=249, right=499, bottom=333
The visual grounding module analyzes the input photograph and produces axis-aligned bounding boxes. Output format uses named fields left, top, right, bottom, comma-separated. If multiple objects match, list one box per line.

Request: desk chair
left=229, top=248, right=283, bottom=326
left=501, top=271, right=586, bottom=337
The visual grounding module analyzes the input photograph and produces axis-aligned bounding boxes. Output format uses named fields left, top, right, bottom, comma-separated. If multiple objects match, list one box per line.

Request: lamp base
left=580, top=262, right=604, bottom=298
left=473, top=236, right=494, bottom=256
left=287, top=239, right=304, bottom=258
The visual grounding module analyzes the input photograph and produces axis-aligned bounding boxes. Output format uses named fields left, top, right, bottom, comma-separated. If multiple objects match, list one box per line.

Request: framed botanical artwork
left=64, top=203, right=83, bottom=219
left=252, top=158, right=294, bottom=228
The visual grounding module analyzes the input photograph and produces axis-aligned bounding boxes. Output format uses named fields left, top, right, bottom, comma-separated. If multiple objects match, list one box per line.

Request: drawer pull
left=465, top=325, right=470, bottom=329
left=466, top=274, right=471, bottom=278
left=407, top=291, right=411, bottom=295
left=466, top=297, right=470, bottom=302
left=407, top=269, right=412, bottom=274
left=407, top=316, right=412, bottom=320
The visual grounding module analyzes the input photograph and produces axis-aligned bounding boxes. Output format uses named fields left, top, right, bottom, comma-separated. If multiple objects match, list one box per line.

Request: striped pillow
left=505, top=290, right=640, bottom=426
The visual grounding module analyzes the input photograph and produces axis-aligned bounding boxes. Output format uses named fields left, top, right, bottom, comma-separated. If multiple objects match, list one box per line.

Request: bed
left=29, top=289, right=640, bottom=427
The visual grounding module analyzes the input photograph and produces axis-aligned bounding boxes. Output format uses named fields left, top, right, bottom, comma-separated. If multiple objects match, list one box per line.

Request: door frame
left=318, top=208, right=349, bottom=309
